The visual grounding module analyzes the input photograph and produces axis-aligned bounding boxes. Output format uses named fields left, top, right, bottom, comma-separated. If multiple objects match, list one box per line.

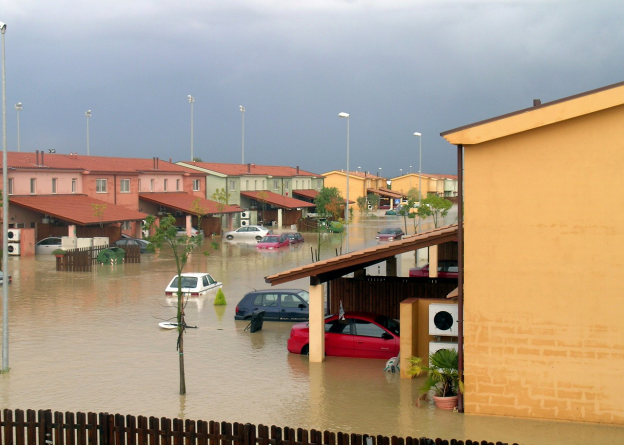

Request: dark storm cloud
left=2, top=1, right=623, bottom=176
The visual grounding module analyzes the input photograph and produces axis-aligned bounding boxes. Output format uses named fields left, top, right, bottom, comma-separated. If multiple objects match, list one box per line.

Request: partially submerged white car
left=165, top=273, right=222, bottom=296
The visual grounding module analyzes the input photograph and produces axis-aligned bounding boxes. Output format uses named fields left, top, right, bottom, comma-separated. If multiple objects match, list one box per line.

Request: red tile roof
left=9, top=195, right=148, bottom=225
left=1, top=152, right=201, bottom=175
left=367, top=188, right=404, bottom=199
left=139, top=193, right=242, bottom=215
left=292, top=189, right=320, bottom=200
left=323, top=170, right=385, bottom=179
left=180, top=162, right=319, bottom=177
left=240, top=191, right=317, bottom=209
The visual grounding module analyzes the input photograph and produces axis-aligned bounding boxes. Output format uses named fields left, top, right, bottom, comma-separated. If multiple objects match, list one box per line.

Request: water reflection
left=0, top=209, right=622, bottom=443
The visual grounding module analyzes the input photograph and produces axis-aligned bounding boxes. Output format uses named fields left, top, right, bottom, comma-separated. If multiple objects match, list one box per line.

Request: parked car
left=175, top=226, right=203, bottom=237
left=35, top=236, right=63, bottom=255
left=376, top=228, right=404, bottom=241
left=284, top=232, right=304, bottom=244
left=114, top=238, right=152, bottom=253
left=224, top=225, right=271, bottom=241
left=409, top=260, right=458, bottom=278
left=235, top=289, right=314, bottom=321
left=165, top=273, right=222, bottom=296
left=287, top=312, right=400, bottom=359
left=256, top=234, right=290, bottom=250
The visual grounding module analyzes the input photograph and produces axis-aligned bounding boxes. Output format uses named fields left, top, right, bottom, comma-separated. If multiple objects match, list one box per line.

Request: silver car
left=35, top=236, right=63, bottom=255
left=224, top=225, right=272, bottom=241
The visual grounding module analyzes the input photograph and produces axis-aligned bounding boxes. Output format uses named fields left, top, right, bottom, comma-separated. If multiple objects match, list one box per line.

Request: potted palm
left=51, top=248, right=67, bottom=258
left=406, top=348, right=463, bottom=410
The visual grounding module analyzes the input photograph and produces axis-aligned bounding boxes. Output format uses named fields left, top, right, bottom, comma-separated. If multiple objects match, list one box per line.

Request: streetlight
left=14, top=102, right=21, bottom=152
left=400, top=168, right=403, bottom=176
left=414, top=132, right=422, bottom=233
left=239, top=105, right=245, bottom=164
left=338, top=112, right=350, bottom=253
left=1, top=20, right=9, bottom=372
left=85, top=110, right=91, bottom=155
left=188, top=95, right=195, bottom=161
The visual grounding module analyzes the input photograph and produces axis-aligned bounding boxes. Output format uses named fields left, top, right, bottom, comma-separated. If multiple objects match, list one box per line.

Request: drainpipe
left=457, top=144, right=464, bottom=413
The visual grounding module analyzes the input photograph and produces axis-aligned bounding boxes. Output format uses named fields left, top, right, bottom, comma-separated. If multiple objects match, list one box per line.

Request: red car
left=409, top=260, right=458, bottom=278
left=287, top=312, right=400, bottom=359
left=256, top=234, right=290, bottom=250
left=376, top=227, right=404, bottom=241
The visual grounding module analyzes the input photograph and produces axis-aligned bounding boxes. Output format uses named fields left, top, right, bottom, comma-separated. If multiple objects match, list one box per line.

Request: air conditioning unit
left=429, top=341, right=458, bottom=363
left=61, top=236, right=78, bottom=251
left=7, top=242, right=21, bottom=256
left=240, top=218, right=250, bottom=226
left=77, top=238, right=94, bottom=249
left=367, top=204, right=373, bottom=210
left=241, top=211, right=250, bottom=219
left=429, top=303, right=459, bottom=337
left=7, top=228, right=21, bottom=242
left=93, top=237, right=109, bottom=247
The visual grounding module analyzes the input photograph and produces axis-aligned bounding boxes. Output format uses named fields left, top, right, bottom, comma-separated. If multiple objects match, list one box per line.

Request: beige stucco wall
left=322, top=172, right=367, bottom=203
left=463, top=104, right=624, bottom=424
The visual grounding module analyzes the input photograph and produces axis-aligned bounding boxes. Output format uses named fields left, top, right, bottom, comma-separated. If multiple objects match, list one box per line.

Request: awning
left=292, top=189, right=319, bottom=200
left=265, top=224, right=458, bottom=285
left=139, top=192, right=243, bottom=215
left=9, top=195, right=148, bottom=225
left=367, top=188, right=404, bottom=199
left=241, top=191, right=316, bottom=209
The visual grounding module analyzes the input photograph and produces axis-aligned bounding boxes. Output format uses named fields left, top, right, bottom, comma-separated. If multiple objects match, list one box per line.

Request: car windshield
left=374, top=315, right=400, bottom=336
left=380, top=228, right=396, bottom=234
left=295, top=290, right=310, bottom=303
left=170, top=276, right=198, bottom=289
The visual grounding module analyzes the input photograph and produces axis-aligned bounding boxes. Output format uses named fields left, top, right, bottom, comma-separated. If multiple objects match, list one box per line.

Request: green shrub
left=214, top=288, right=226, bottom=306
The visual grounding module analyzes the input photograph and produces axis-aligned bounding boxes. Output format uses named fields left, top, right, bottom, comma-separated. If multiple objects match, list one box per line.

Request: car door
left=352, top=318, right=398, bottom=359
left=324, top=317, right=355, bottom=357
left=251, top=292, right=280, bottom=320
left=278, top=293, right=308, bottom=321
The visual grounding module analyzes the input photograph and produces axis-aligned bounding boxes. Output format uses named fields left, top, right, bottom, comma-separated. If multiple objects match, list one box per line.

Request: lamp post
left=239, top=105, right=245, bottom=164
left=338, top=112, right=350, bottom=253
left=414, top=132, right=422, bottom=233
left=188, top=95, right=195, bottom=161
left=14, top=102, right=21, bottom=152
left=85, top=110, right=91, bottom=155
left=1, top=20, right=9, bottom=372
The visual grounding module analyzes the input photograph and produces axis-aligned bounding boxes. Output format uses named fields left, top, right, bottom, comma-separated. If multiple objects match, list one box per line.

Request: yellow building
left=391, top=173, right=458, bottom=199
left=322, top=170, right=396, bottom=208
left=442, top=81, right=624, bottom=424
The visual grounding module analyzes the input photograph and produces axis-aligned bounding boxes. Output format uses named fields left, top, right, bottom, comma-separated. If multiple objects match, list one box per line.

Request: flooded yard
left=1, top=210, right=623, bottom=444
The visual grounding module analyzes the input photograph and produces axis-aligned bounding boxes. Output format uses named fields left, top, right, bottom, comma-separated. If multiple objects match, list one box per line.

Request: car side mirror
left=298, top=303, right=306, bottom=309
left=381, top=332, right=393, bottom=340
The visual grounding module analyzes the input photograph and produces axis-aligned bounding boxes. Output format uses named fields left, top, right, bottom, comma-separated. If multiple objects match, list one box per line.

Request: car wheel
left=301, top=345, right=309, bottom=355
left=256, top=236, right=262, bottom=241
left=226, top=235, right=234, bottom=240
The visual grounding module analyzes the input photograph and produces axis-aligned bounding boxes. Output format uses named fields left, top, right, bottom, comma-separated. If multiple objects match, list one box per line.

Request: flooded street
left=1, top=209, right=623, bottom=444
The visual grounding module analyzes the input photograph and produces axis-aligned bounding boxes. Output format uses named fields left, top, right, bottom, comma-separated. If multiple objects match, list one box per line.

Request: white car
left=165, top=273, right=222, bottom=296
left=35, top=236, right=63, bottom=255
left=224, top=225, right=272, bottom=241
left=175, top=226, right=203, bottom=237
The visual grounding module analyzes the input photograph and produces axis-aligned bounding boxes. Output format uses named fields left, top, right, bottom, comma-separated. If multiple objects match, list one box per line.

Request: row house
left=322, top=170, right=400, bottom=209
left=177, top=162, right=323, bottom=228
left=1, top=151, right=242, bottom=251
left=390, top=173, right=458, bottom=200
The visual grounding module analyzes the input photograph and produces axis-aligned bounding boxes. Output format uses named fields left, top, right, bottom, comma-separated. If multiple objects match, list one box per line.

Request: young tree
left=417, top=195, right=453, bottom=228
left=210, top=188, right=230, bottom=213
left=256, top=191, right=269, bottom=224
left=367, top=193, right=380, bottom=210
left=91, top=203, right=107, bottom=228
left=314, top=187, right=344, bottom=218
left=396, top=197, right=416, bottom=234
left=356, top=196, right=368, bottom=214
left=143, top=213, right=205, bottom=395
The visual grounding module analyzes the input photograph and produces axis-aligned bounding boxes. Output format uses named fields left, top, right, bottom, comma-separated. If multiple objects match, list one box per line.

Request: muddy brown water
left=1, top=210, right=623, bottom=444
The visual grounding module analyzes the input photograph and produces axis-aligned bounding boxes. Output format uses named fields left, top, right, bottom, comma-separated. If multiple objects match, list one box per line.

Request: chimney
left=247, top=163, right=251, bottom=173
left=296, top=166, right=300, bottom=174
left=41, top=151, right=44, bottom=165
left=36, top=150, right=39, bottom=166
left=533, top=99, right=541, bottom=107
left=156, top=157, right=159, bottom=169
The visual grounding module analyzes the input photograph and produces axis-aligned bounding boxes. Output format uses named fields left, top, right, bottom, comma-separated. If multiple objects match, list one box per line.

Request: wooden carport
left=265, top=224, right=458, bottom=364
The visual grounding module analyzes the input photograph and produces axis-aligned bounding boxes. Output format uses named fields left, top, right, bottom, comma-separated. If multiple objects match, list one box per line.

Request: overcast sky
left=1, top=0, right=623, bottom=177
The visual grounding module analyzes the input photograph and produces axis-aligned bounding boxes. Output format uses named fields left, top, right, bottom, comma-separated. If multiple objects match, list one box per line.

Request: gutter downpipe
left=457, top=144, right=464, bottom=413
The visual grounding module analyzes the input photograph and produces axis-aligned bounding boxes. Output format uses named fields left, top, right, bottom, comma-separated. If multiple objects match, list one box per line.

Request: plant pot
left=432, top=395, right=458, bottom=410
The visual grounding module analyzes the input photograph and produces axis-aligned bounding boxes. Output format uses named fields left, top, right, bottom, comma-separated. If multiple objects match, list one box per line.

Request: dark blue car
left=235, top=289, right=311, bottom=321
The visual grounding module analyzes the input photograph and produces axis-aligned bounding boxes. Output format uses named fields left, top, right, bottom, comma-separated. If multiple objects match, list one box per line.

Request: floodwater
left=1, top=209, right=623, bottom=445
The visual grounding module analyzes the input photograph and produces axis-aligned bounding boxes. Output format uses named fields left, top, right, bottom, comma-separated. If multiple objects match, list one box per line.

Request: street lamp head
left=85, top=110, right=91, bottom=117
left=413, top=132, right=421, bottom=136
left=239, top=105, right=245, bottom=112
left=15, top=102, right=22, bottom=111
left=338, top=112, right=349, bottom=118
left=0, top=22, right=6, bottom=33
left=188, top=95, right=195, bottom=103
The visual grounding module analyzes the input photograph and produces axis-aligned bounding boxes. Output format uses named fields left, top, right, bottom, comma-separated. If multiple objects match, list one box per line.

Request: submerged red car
left=287, top=312, right=400, bottom=359
left=256, top=234, right=290, bottom=250
left=409, top=260, right=458, bottom=278
left=375, top=227, right=404, bottom=241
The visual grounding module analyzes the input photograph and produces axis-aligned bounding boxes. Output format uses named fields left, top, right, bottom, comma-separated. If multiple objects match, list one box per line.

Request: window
left=229, top=180, right=236, bottom=191
left=254, top=180, right=257, bottom=190
left=245, top=180, right=249, bottom=190
left=280, top=294, right=304, bottom=308
left=52, top=178, right=57, bottom=194
left=273, top=180, right=279, bottom=190
left=8, top=178, right=13, bottom=195
left=71, top=178, right=77, bottom=193
left=150, top=179, right=154, bottom=192
left=176, top=179, right=180, bottom=191
left=262, top=180, right=265, bottom=189
left=30, top=178, right=36, bottom=194
left=121, top=221, right=131, bottom=230
left=193, top=179, right=200, bottom=191
left=296, top=180, right=299, bottom=189
left=284, top=180, right=289, bottom=190
left=164, top=179, right=168, bottom=192
left=325, top=319, right=351, bottom=334
left=120, top=179, right=130, bottom=193
left=354, top=319, right=386, bottom=338
left=253, top=293, right=278, bottom=307
left=96, top=179, right=107, bottom=193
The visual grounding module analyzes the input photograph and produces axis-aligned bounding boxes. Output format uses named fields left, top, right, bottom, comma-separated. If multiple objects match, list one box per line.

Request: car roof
left=171, top=273, right=213, bottom=278
left=327, top=311, right=388, bottom=320
left=245, top=288, right=306, bottom=294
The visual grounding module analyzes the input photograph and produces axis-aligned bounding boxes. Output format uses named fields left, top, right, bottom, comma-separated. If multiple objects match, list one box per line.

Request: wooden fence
left=0, top=409, right=513, bottom=445
left=56, top=244, right=141, bottom=272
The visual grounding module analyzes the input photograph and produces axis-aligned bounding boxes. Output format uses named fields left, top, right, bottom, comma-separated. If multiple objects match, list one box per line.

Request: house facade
left=390, top=173, right=458, bottom=199
left=321, top=171, right=392, bottom=209
left=442, top=81, right=624, bottom=424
